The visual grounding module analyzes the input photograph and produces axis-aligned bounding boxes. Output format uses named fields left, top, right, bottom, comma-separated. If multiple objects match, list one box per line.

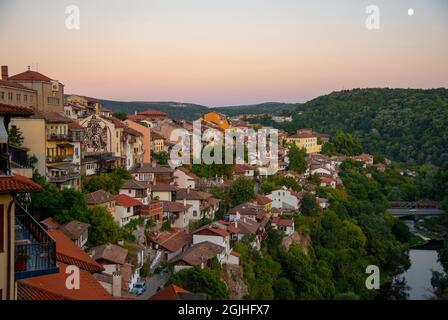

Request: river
left=394, top=220, right=444, bottom=300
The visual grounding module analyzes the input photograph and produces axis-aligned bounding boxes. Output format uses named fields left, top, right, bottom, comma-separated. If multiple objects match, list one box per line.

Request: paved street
left=137, top=272, right=170, bottom=300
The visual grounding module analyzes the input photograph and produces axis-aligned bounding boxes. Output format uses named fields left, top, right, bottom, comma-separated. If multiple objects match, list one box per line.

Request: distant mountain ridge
left=94, top=99, right=297, bottom=120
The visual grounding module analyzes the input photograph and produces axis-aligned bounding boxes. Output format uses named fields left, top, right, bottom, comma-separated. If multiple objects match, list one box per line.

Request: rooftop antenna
left=27, top=65, right=30, bottom=71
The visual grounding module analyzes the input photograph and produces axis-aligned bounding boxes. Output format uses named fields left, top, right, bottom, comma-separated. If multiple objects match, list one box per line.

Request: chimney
left=1, top=66, right=8, bottom=80
left=183, top=198, right=187, bottom=206
left=112, top=269, right=122, bottom=298
left=187, top=186, right=190, bottom=194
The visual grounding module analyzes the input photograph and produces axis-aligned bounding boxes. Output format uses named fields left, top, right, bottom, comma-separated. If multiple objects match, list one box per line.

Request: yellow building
left=202, top=112, right=230, bottom=131
left=286, top=129, right=322, bottom=154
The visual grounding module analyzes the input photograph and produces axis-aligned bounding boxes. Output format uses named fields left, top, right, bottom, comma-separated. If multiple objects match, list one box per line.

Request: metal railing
left=9, top=145, right=30, bottom=168
left=46, top=173, right=80, bottom=183
left=46, top=133, right=69, bottom=141
left=14, top=204, right=58, bottom=280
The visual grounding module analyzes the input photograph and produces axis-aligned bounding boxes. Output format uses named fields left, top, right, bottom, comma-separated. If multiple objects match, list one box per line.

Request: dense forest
left=273, top=88, right=448, bottom=166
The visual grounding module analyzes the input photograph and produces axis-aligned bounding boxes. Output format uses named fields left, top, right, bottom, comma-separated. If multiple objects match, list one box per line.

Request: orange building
left=125, top=119, right=151, bottom=163
left=202, top=112, right=230, bottom=131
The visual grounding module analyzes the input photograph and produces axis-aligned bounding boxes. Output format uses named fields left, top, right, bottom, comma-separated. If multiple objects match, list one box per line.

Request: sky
left=1, top=0, right=447, bottom=106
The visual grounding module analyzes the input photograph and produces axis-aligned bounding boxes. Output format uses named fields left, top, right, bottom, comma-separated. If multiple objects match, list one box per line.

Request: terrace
left=14, top=204, right=59, bottom=280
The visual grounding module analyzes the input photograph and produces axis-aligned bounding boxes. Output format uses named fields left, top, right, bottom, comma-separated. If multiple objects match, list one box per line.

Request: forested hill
left=96, top=99, right=296, bottom=121
left=278, top=88, right=448, bottom=166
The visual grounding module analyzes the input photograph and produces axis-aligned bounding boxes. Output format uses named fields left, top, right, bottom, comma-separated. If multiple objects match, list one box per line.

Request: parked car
left=131, top=282, right=146, bottom=295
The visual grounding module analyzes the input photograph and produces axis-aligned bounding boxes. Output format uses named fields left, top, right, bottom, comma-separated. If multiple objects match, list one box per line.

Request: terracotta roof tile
left=0, top=103, right=34, bottom=116
left=60, top=220, right=90, bottom=240
left=172, top=241, right=224, bottom=266
left=137, top=109, right=167, bottom=116
left=8, top=70, right=53, bottom=82
left=0, top=175, right=42, bottom=193
left=115, top=194, right=143, bottom=207
left=18, top=262, right=112, bottom=300
left=48, top=230, right=104, bottom=273
left=149, top=230, right=192, bottom=253
left=90, top=244, right=128, bottom=265
left=149, top=284, right=203, bottom=300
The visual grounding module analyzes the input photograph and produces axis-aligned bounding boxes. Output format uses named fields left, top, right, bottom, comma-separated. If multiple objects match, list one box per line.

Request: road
left=137, top=272, right=170, bottom=300
left=388, top=208, right=445, bottom=217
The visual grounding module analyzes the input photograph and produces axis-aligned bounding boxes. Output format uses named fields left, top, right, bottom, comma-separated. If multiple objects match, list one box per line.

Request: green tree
left=113, top=112, right=128, bottom=121
left=273, top=278, right=295, bottom=300
left=301, top=192, right=319, bottom=216
left=227, top=177, right=255, bottom=207
left=332, top=131, right=362, bottom=156
left=87, top=206, right=121, bottom=246
left=288, top=143, right=307, bottom=173
left=8, top=126, right=24, bottom=146
left=168, top=266, right=229, bottom=300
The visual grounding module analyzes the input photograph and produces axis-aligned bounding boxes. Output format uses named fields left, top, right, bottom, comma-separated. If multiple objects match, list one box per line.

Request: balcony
left=46, top=173, right=80, bottom=183
left=14, top=204, right=59, bottom=280
left=47, top=133, right=69, bottom=141
left=9, top=145, right=30, bottom=168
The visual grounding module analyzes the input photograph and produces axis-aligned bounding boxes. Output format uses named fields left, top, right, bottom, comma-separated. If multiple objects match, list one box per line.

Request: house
left=115, top=194, right=143, bottom=227
left=125, top=119, right=151, bottom=163
left=17, top=230, right=113, bottom=300
left=119, top=179, right=149, bottom=205
left=130, top=162, right=174, bottom=184
left=171, top=241, right=226, bottom=272
left=159, top=200, right=191, bottom=230
left=85, top=189, right=116, bottom=215
left=254, top=194, right=273, bottom=214
left=218, top=217, right=267, bottom=251
left=59, top=220, right=90, bottom=248
left=352, top=153, right=374, bottom=167
left=149, top=284, right=204, bottom=300
left=316, top=197, right=329, bottom=209
left=90, top=243, right=144, bottom=291
left=150, top=130, right=165, bottom=153
left=174, top=167, right=199, bottom=189
left=148, top=230, right=192, bottom=261
left=6, top=66, right=65, bottom=112
left=232, top=164, right=256, bottom=177
left=320, top=177, right=337, bottom=188
left=271, top=217, right=295, bottom=236
left=175, top=188, right=219, bottom=221
left=286, top=129, right=322, bottom=154
left=201, top=112, right=230, bottom=131
left=149, top=183, right=178, bottom=201
left=135, top=109, right=168, bottom=126
left=228, top=202, right=265, bottom=222
left=266, top=187, right=301, bottom=211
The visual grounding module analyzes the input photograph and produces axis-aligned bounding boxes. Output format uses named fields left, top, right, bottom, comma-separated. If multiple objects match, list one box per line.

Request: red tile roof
left=149, top=284, right=200, bottom=300
left=193, top=224, right=229, bottom=238
left=272, top=216, right=294, bottom=227
left=0, top=175, right=42, bottom=193
left=0, top=103, right=34, bottom=116
left=256, top=195, right=272, bottom=205
left=149, top=230, right=192, bottom=253
left=48, top=230, right=104, bottom=273
left=115, top=194, right=143, bottom=207
left=321, top=177, right=335, bottom=183
left=8, top=70, right=53, bottom=82
left=18, top=262, right=112, bottom=300
left=137, top=109, right=167, bottom=117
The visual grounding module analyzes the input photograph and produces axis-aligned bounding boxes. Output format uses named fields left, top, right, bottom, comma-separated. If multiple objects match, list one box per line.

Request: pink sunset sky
left=1, top=0, right=447, bottom=106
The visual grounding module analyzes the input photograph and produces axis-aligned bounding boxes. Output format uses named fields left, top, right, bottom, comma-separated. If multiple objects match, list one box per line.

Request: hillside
left=96, top=99, right=296, bottom=120
left=278, top=88, right=448, bottom=166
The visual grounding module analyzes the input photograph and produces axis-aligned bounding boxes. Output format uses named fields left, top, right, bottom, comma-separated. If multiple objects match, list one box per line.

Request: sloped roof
left=149, top=284, right=203, bottom=300
left=0, top=103, right=34, bottom=116
left=193, top=224, right=229, bottom=238
left=85, top=189, right=115, bottom=204
left=130, top=163, right=173, bottom=174
left=0, top=175, right=42, bottom=193
left=115, top=194, right=143, bottom=207
left=160, top=200, right=191, bottom=212
left=48, top=230, right=104, bottom=273
left=176, top=188, right=212, bottom=201
left=121, top=179, right=149, bottom=190
left=60, top=220, right=90, bottom=240
left=17, top=262, right=112, bottom=300
left=172, top=241, right=224, bottom=266
left=137, top=109, right=167, bottom=116
left=90, top=244, right=128, bottom=265
left=149, top=230, right=192, bottom=253
left=8, top=70, right=54, bottom=82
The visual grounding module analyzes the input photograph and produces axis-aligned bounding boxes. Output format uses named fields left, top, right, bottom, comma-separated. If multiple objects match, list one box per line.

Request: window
left=0, top=92, right=4, bottom=100
left=47, top=97, right=60, bottom=105
left=193, top=210, right=197, bottom=217
left=127, top=207, right=131, bottom=213
left=8, top=92, right=13, bottom=100
left=16, top=94, right=21, bottom=101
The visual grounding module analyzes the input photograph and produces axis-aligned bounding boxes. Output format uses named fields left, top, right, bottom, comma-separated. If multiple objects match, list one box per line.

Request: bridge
left=388, top=208, right=445, bottom=218
left=389, top=201, right=438, bottom=209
